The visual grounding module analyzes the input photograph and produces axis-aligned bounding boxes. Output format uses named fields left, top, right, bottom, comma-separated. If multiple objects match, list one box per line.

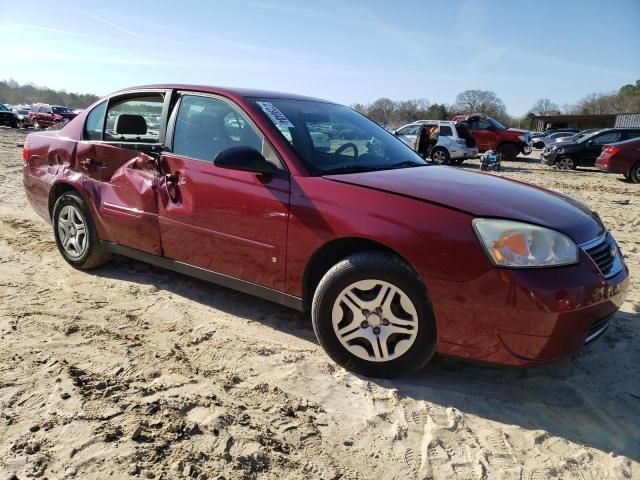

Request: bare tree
left=454, top=90, right=506, bottom=118
left=367, top=98, right=397, bottom=126
left=529, top=98, right=560, bottom=116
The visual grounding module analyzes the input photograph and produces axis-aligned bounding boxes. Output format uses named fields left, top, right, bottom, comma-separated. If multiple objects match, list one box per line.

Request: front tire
left=498, top=143, right=519, bottom=161
left=556, top=156, right=576, bottom=170
left=311, top=252, right=437, bottom=378
left=53, top=192, right=111, bottom=269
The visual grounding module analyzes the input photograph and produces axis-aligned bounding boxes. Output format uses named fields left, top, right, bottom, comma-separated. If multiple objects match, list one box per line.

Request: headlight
left=518, top=135, right=527, bottom=142
left=473, top=219, right=578, bottom=267
left=557, top=147, right=566, bottom=154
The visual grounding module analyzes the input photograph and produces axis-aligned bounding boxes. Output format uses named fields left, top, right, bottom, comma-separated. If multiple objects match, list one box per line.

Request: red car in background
left=28, top=104, right=78, bottom=129
left=22, top=84, right=628, bottom=378
left=595, top=137, right=640, bottom=183
left=452, top=114, right=533, bottom=160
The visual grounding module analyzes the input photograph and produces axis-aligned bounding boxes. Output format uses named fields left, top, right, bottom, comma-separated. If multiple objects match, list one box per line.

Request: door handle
left=163, top=173, right=181, bottom=202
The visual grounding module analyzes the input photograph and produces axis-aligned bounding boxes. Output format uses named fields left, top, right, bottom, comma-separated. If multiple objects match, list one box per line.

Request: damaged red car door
left=74, top=91, right=169, bottom=255
left=157, top=93, right=290, bottom=291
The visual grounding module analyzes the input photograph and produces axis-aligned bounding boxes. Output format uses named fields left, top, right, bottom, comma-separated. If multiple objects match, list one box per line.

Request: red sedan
left=595, top=137, right=640, bottom=182
left=22, top=85, right=629, bottom=378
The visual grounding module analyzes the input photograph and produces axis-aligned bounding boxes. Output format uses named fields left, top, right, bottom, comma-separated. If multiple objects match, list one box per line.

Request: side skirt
left=101, top=242, right=304, bottom=311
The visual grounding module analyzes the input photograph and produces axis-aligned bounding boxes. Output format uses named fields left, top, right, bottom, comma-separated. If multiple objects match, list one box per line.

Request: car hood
left=325, top=166, right=603, bottom=244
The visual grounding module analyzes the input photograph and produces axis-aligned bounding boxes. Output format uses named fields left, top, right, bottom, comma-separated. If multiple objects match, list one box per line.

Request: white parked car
left=394, top=120, right=478, bottom=164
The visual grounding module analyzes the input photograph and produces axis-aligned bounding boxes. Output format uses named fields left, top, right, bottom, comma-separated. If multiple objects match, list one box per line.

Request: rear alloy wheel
left=556, top=156, right=576, bottom=170
left=498, top=143, right=519, bottom=161
left=312, top=252, right=437, bottom=378
left=53, top=192, right=111, bottom=269
left=431, top=147, right=450, bottom=165
left=630, top=163, right=640, bottom=183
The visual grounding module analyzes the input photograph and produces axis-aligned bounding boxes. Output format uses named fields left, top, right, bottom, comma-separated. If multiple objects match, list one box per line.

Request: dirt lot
left=1, top=127, right=638, bottom=480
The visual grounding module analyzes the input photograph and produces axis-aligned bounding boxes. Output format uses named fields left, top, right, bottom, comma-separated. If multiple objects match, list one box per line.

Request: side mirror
left=214, top=146, right=278, bottom=175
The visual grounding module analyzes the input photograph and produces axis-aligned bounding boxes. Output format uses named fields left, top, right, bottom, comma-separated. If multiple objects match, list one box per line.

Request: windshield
left=487, top=117, right=506, bottom=130
left=250, top=98, right=426, bottom=175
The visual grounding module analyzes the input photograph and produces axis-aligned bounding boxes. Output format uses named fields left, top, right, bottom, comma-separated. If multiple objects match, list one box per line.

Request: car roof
left=111, top=84, right=336, bottom=104
left=411, top=120, right=455, bottom=125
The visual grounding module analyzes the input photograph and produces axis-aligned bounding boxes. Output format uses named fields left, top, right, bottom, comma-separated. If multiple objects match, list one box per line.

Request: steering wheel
left=334, top=142, right=359, bottom=160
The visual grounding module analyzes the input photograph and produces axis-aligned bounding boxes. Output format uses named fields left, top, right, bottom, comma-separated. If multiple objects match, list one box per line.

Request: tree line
left=353, top=79, right=640, bottom=129
left=0, top=79, right=99, bottom=109
left=3, top=77, right=638, bottom=129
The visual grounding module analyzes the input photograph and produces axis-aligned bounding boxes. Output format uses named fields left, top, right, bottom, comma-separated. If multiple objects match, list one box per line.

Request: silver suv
left=394, top=120, right=478, bottom=164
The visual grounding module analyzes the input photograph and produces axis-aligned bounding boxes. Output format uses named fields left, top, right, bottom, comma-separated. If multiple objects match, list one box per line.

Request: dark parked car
left=0, top=103, right=18, bottom=128
left=531, top=128, right=579, bottom=140
left=23, top=85, right=629, bottom=378
left=28, top=104, right=78, bottom=129
left=595, top=137, right=640, bottom=182
left=14, top=109, right=31, bottom=128
left=541, top=128, right=640, bottom=169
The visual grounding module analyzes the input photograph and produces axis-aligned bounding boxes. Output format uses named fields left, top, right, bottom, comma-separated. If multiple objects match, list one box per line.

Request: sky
left=0, top=0, right=639, bottom=115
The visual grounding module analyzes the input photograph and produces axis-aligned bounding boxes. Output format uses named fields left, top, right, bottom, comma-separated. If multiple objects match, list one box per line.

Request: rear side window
left=591, top=132, right=620, bottom=145
left=104, top=94, right=164, bottom=143
left=621, top=130, right=640, bottom=141
left=439, top=125, right=453, bottom=136
left=84, top=101, right=107, bottom=140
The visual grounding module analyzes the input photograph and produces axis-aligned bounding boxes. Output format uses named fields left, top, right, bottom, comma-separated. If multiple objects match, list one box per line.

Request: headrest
left=115, top=114, right=147, bottom=135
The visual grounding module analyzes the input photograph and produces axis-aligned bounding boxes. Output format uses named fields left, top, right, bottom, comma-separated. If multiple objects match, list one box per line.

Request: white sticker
left=257, top=101, right=294, bottom=129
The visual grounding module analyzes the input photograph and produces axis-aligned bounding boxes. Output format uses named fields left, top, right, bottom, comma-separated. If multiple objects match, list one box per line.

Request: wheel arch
left=496, top=141, right=521, bottom=152
left=627, top=160, right=640, bottom=179
left=302, top=236, right=421, bottom=311
left=48, top=182, right=86, bottom=219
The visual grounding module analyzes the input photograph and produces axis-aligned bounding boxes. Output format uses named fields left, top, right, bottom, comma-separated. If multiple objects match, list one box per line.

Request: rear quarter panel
left=23, top=132, right=77, bottom=221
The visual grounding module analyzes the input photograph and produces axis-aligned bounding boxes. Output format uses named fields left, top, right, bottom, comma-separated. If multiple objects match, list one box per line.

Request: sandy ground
left=0, top=127, right=638, bottom=480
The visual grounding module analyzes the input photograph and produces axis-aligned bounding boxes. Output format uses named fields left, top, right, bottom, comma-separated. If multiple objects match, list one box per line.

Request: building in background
left=532, top=113, right=640, bottom=131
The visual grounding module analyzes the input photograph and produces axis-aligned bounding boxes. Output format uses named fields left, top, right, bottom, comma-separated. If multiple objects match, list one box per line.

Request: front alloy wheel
left=332, top=280, right=419, bottom=362
left=556, top=156, right=575, bottom=170
left=312, top=251, right=437, bottom=378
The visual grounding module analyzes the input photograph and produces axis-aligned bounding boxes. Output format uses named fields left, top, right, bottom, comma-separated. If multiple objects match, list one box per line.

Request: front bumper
left=541, top=149, right=557, bottom=165
left=428, top=245, right=630, bottom=366
left=522, top=144, right=532, bottom=155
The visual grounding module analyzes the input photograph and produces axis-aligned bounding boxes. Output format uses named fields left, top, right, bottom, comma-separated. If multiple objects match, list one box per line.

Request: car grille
left=585, top=313, right=613, bottom=344
left=582, top=233, right=620, bottom=277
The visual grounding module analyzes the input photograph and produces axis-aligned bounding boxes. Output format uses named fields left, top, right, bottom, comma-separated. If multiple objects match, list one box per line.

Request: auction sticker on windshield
left=257, top=101, right=294, bottom=129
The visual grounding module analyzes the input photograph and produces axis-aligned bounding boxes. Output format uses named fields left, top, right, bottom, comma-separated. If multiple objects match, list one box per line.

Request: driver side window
left=470, top=120, right=492, bottom=130
left=172, top=95, right=282, bottom=169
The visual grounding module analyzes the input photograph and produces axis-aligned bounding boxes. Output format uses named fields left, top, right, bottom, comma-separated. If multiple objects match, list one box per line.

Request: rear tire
left=311, top=251, right=437, bottom=378
left=430, top=147, right=450, bottom=165
left=498, top=143, right=519, bottom=161
left=53, top=192, right=111, bottom=270
left=630, top=163, right=640, bottom=183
